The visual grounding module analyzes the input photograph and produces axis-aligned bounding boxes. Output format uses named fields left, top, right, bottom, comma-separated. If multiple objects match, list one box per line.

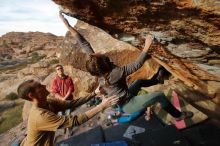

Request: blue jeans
left=122, top=92, right=181, bottom=118
left=114, top=79, right=181, bottom=123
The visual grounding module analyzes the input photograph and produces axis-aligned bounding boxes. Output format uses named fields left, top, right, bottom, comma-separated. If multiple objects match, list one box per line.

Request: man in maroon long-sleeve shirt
left=52, top=64, right=74, bottom=101
left=51, top=64, right=75, bottom=137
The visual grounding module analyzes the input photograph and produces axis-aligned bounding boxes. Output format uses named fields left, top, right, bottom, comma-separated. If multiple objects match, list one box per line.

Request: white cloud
left=0, top=0, right=77, bottom=36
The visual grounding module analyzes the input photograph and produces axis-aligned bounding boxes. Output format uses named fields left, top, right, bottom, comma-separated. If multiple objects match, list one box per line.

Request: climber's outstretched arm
left=59, top=11, right=95, bottom=54
left=59, top=11, right=78, bottom=35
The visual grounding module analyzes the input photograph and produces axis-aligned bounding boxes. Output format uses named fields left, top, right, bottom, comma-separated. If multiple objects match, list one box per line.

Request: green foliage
left=31, top=52, right=39, bottom=57
left=49, top=59, right=59, bottom=64
left=0, top=103, right=23, bottom=134
left=6, top=55, right=12, bottom=60
left=5, top=92, right=18, bottom=100
left=31, top=52, right=46, bottom=63
left=31, top=52, right=39, bottom=62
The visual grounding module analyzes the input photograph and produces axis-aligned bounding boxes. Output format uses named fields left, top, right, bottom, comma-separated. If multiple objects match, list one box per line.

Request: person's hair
left=86, top=54, right=113, bottom=76
left=17, top=80, right=35, bottom=101
left=55, top=64, right=63, bottom=69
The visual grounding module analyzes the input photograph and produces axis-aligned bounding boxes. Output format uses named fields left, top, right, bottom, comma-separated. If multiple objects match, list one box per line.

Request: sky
left=0, top=0, right=77, bottom=36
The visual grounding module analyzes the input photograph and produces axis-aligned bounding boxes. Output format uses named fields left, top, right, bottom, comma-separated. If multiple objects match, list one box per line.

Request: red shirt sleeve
left=68, top=77, right=74, bottom=93
left=52, top=79, right=59, bottom=95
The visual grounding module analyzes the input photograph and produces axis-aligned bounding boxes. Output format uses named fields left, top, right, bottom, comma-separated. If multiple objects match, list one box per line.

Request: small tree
left=31, top=52, right=39, bottom=61
left=5, top=92, right=18, bottom=100
left=49, top=59, right=59, bottom=64
left=31, top=52, right=46, bottom=63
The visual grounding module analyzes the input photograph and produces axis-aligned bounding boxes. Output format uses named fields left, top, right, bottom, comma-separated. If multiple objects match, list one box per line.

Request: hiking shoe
left=175, top=111, right=193, bottom=121
left=105, top=115, right=118, bottom=126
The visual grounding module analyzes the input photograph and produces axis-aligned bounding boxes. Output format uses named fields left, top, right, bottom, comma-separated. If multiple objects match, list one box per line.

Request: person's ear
left=28, top=92, right=34, bottom=100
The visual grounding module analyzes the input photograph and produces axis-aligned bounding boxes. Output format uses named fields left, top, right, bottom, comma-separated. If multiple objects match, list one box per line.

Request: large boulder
left=58, top=19, right=219, bottom=95
left=58, top=20, right=161, bottom=91
left=53, top=0, right=220, bottom=95
left=0, top=74, right=18, bottom=98
left=0, top=73, right=49, bottom=99
left=59, top=21, right=148, bottom=69
left=52, top=0, right=220, bottom=121
left=17, top=59, right=55, bottom=81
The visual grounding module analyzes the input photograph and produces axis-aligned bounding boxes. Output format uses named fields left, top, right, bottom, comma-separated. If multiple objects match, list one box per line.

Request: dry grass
left=0, top=101, right=23, bottom=134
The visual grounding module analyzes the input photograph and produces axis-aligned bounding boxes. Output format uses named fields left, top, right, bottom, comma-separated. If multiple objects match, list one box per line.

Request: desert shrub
left=31, top=52, right=39, bottom=62
left=31, top=52, right=39, bottom=58
left=31, top=52, right=46, bottom=62
left=5, top=92, right=18, bottom=100
left=6, top=55, right=12, bottom=59
left=49, top=59, right=59, bottom=64
left=31, top=52, right=46, bottom=63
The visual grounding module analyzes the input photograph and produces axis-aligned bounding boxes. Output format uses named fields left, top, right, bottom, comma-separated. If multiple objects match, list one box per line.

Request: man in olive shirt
left=17, top=80, right=118, bottom=146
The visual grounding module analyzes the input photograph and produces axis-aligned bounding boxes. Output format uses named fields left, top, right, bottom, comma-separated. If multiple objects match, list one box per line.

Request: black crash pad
left=104, top=114, right=164, bottom=146
left=56, top=126, right=104, bottom=146
left=56, top=114, right=220, bottom=146
left=56, top=114, right=189, bottom=146
left=134, top=125, right=189, bottom=146
left=182, top=122, right=220, bottom=146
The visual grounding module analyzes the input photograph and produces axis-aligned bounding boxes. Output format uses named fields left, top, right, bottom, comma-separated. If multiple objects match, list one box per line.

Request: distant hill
left=0, top=32, right=63, bottom=60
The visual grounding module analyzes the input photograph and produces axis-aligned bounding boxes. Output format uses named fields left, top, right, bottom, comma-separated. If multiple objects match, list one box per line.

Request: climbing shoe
left=175, top=111, right=193, bottom=121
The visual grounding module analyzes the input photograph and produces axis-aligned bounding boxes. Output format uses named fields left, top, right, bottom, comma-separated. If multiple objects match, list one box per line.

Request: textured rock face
left=53, top=0, right=219, bottom=43
left=61, top=21, right=218, bottom=83
left=59, top=20, right=161, bottom=89
left=173, top=0, right=220, bottom=14
left=53, top=0, right=219, bottom=90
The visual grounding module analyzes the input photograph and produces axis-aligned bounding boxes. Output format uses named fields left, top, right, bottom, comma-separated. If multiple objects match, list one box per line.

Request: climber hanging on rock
left=59, top=11, right=193, bottom=125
